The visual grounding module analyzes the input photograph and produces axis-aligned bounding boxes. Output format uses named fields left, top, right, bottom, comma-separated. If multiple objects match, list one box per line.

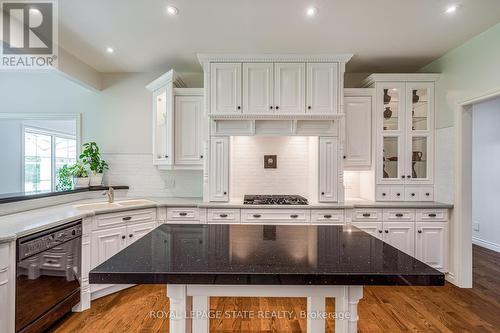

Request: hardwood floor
left=51, top=245, right=500, bottom=332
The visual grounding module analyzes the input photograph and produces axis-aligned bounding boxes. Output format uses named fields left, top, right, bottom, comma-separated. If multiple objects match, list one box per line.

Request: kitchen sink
left=116, top=199, right=155, bottom=207
left=73, top=202, right=121, bottom=210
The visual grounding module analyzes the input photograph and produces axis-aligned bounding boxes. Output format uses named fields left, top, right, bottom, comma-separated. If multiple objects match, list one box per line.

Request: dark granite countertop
left=89, top=224, right=444, bottom=286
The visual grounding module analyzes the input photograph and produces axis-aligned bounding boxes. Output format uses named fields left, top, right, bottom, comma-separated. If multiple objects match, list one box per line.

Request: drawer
left=416, top=209, right=448, bottom=222
left=420, top=188, right=434, bottom=201
left=166, top=207, right=199, bottom=221
left=241, top=209, right=310, bottom=224
left=383, top=209, right=415, bottom=221
left=351, top=209, right=382, bottom=222
left=376, top=186, right=390, bottom=201
left=207, top=209, right=241, bottom=224
left=405, top=188, right=420, bottom=201
left=311, top=210, right=344, bottom=224
left=94, top=208, right=156, bottom=229
left=390, top=187, right=405, bottom=201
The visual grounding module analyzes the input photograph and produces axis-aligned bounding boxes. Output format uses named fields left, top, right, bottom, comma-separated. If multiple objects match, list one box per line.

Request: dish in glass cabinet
left=384, top=107, right=393, bottom=119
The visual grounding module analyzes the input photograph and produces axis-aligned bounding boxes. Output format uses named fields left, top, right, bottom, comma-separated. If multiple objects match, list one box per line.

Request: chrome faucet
left=102, top=187, right=114, bottom=203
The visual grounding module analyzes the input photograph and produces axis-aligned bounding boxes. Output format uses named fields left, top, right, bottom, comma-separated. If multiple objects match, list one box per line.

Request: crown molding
left=145, top=69, right=187, bottom=91
left=209, top=113, right=345, bottom=121
left=361, top=73, right=441, bottom=87
left=197, top=53, right=354, bottom=69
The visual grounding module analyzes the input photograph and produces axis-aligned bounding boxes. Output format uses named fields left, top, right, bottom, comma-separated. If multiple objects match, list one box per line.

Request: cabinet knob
left=426, top=193, right=430, bottom=196
left=290, top=214, right=299, bottom=218
left=200, top=155, right=204, bottom=159
left=402, top=175, right=406, bottom=179
left=253, top=214, right=261, bottom=218
left=237, top=106, right=241, bottom=110
left=269, top=106, right=273, bottom=110
left=165, top=155, right=169, bottom=158
left=411, top=193, right=416, bottom=197
left=129, top=234, right=133, bottom=238
left=275, top=106, right=279, bottom=110
left=308, top=106, right=312, bottom=110
left=121, top=235, right=126, bottom=239
left=384, top=230, right=389, bottom=233
left=321, top=192, right=325, bottom=195
left=382, top=193, right=386, bottom=196
left=219, top=214, right=228, bottom=218
left=378, top=230, right=383, bottom=233
left=324, top=214, right=332, bottom=219
left=418, top=230, right=422, bottom=234
left=397, top=193, right=401, bottom=196
left=122, top=216, right=132, bottom=221
left=343, top=155, right=346, bottom=159
left=223, top=191, right=227, bottom=195
left=407, top=175, right=412, bottom=178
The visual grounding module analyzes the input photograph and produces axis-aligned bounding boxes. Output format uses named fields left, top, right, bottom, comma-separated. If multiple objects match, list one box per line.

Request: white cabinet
left=352, top=222, right=383, bottom=239
left=319, top=137, right=339, bottom=202
left=209, top=137, right=229, bottom=201
left=0, top=242, right=14, bottom=333
left=363, top=74, right=439, bottom=201
left=344, top=95, right=372, bottom=168
left=127, top=222, right=158, bottom=245
left=416, top=222, right=448, bottom=271
left=91, top=226, right=127, bottom=268
left=151, top=87, right=171, bottom=165
left=306, top=63, right=338, bottom=113
left=174, top=95, right=204, bottom=165
left=210, top=63, right=242, bottom=114
left=382, top=222, right=415, bottom=256
left=243, top=63, right=273, bottom=114
left=274, top=63, right=305, bottom=113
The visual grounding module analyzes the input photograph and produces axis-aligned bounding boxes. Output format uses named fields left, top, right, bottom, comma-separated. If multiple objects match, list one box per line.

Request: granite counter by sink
left=89, top=224, right=445, bottom=286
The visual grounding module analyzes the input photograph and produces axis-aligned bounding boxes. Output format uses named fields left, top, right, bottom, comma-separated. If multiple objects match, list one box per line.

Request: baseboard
left=91, top=284, right=135, bottom=301
left=472, top=237, right=500, bottom=253
left=445, top=272, right=457, bottom=286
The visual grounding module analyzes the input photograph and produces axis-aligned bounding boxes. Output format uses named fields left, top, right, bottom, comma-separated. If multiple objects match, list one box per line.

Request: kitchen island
left=89, top=223, right=444, bottom=333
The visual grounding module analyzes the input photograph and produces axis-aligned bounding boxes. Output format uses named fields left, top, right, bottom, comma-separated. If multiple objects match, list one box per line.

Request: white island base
left=166, top=284, right=363, bottom=333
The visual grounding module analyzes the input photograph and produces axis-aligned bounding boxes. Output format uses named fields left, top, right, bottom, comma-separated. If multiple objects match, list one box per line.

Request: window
left=23, top=127, right=77, bottom=193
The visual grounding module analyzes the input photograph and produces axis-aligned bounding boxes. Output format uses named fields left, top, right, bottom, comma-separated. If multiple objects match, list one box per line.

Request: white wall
left=472, top=97, right=500, bottom=252
left=419, top=22, right=500, bottom=203
left=0, top=71, right=204, bottom=197
left=230, top=136, right=317, bottom=200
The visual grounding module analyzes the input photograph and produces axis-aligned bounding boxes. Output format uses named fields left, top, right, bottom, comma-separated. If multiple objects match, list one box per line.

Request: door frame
left=454, top=86, right=500, bottom=288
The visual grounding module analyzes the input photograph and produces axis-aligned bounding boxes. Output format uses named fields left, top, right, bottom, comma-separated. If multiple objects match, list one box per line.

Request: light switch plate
left=473, top=221, right=480, bottom=232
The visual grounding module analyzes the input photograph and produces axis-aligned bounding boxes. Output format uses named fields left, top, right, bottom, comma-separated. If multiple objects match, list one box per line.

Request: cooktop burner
left=243, top=195, right=309, bottom=205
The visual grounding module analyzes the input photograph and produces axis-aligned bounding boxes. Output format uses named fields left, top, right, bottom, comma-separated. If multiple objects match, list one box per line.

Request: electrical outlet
left=473, top=221, right=480, bottom=232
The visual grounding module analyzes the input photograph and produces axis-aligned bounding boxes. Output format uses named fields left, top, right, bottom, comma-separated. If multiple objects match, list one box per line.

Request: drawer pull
left=219, top=214, right=228, bottom=218
left=382, top=193, right=386, bottom=196
left=428, top=213, right=437, bottom=217
left=384, top=230, right=389, bottom=233
left=324, top=214, right=332, bottom=219
left=362, top=213, right=371, bottom=217
left=397, top=193, right=401, bottom=196
left=122, top=216, right=132, bottom=221
left=395, top=213, right=403, bottom=217
left=179, top=212, right=188, bottom=216
left=253, top=214, right=261, bottom=218
left=290, top=214, right=299, bottom=218
left=418, top=230, right=422, bottom=234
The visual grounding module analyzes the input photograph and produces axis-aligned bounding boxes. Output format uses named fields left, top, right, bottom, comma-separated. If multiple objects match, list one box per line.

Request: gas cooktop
left=243, top=195, right=309, bottom=205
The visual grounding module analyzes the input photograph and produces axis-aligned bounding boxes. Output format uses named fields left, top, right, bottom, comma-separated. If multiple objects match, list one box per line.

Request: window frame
left=22, top=125, right=78, bottom=193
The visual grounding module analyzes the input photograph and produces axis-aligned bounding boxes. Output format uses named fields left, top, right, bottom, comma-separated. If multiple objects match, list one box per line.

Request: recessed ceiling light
left=167, top=5, right=179, bottom=16
left=106, top=47, right=114, bottom=54
left=445, top=5, right=458, bottom=14
left=306, top=6, right=318, bottom=17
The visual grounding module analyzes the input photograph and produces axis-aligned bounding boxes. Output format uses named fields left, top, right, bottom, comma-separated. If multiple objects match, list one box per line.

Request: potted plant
left=80, top=142, right=109, bottom=186
left=69, top=160, right=89, bottom=188
left=56, top=165, right=73, bottom=191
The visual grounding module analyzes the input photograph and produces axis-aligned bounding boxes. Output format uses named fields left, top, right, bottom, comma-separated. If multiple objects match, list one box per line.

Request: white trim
left=209, top=113, right=344, bottom=120
left=344, top=88, right=375, bottom=97
left=173, top=88, right=204, bottom=96
left=472, top=237, right=500, bottom=253
left=145, top=70, right=186, bottom=92
left=361, top=73, right=441, bottom=87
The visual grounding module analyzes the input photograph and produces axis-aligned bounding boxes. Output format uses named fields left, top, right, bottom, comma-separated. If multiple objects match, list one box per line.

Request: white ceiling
left=58, top=0, right=500, bottom=73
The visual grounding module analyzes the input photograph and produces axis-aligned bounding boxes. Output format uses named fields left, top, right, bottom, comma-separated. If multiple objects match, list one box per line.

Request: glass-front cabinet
left=376, top=80, right=434, bottom=186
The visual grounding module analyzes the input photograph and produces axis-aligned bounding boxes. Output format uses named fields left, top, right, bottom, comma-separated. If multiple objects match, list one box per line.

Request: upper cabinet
left=210, top=63, right=242, bottom=114
left=306, top=63, right=338, bottom=113
left=146, top=70, right=204, bottom=170
left=274, top=63, right=306, bottom=113
left=362, top=74, right=440, bottom=201
left=199, top=54, right=352, bottom=116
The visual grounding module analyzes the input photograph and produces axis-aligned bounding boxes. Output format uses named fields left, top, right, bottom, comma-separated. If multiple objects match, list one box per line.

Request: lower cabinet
left=382, top=222, right=415, bottom=256
left=415, top=222, right=448, bottom=271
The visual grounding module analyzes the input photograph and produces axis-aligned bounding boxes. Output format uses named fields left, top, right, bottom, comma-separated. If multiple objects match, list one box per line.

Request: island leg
left=307, top=296, right=326, bottom=333
left=335, top=286, right=363, bottom=333
left=166, top=284, right=188, bottom=333
left=191, top=295, right=209, bottom=333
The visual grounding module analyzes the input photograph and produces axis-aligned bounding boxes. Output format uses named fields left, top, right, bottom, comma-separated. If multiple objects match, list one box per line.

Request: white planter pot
left=89, top=173, right=104, bottom=187
left=74, top=177, right=89, bottom=188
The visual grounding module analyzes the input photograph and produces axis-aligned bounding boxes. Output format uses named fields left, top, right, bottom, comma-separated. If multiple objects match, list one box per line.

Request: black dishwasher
left=16, top=220, right=82, bottom=333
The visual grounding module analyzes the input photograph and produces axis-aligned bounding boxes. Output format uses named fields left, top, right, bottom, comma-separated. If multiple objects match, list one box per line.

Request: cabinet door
left=175, top=95, right=204, bottom=165
left=243, top=63, right=273, bottom=114
left=319, top=137, right=338, bottom=202
left=376, top=83, right=405, bottom=185
left=152, top=87, right=171, bottom=165
left=91, top=226, right=127, bottom=268
left=210, top=63, right=242, bottom=114
left=306, top=63, right=338, bottom=113
left=274, top=63, right=305, bottom=113
left=416, top=222, right=448, bottom=272
left=127, top=222, right=158, bottom=245
left=344, top=96, right=372, bottom=168
left=351, top=222, right=383, bottom=239
left=382, top=222, right=414, bottom=256
left=209, top=137, right=229, bottom=201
